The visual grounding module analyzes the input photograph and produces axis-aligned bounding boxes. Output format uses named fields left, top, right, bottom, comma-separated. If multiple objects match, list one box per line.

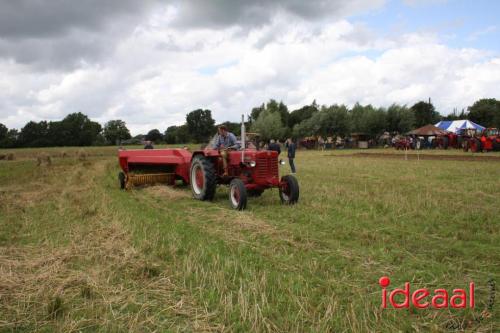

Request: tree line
left=1, top=98, right=498, bottom=148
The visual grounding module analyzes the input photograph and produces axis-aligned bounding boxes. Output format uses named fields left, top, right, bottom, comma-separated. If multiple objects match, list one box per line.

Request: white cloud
left=403, top=0, right=448, bottom=6
left=0, top=1, right=499, bottom=135
left=467, top=25, right=497, bottom=41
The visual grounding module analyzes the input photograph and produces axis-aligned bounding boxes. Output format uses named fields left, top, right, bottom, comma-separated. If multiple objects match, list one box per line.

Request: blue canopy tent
left=435, top=120, right=485, bottom=134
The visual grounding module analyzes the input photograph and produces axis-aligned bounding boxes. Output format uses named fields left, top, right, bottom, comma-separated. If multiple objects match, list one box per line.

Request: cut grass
left=0, top=148, right=498, bottom=332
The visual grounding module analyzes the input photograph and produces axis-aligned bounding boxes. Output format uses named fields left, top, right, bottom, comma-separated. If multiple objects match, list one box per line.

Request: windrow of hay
left=142, top=184, right=191, bottom=200
left=0, top=159, right=221, bottom=332
left=135, top=185, right=315, bottom=260
left=36, top=153, right=52, bottom=166
left=0, top=223, right=220, bottom=332
left=77, top=149, right=88, bottom=161
left=0, top=153, right=15, bottom=161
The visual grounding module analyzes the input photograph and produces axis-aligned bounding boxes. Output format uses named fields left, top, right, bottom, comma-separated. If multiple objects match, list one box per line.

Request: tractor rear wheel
left=279, top=175, right=299, bottom=205
left=118, top=172, right=126, bottom=190
left=229, top=179, right=247, bottom=210
left=190, top=155, right=216, bottom=201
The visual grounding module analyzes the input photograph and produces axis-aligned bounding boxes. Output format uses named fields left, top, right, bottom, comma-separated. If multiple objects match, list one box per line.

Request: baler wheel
left=229, top=179, right=247, bottom=210
left=190, top=155, right=216, bottom=201
left=119, top=172, right=126, bottom=190
left=279, top=175, right=299, bottom=205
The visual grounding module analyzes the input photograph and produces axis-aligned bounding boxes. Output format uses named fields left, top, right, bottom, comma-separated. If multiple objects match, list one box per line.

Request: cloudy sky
left=0, top=0, right=499, bottom=134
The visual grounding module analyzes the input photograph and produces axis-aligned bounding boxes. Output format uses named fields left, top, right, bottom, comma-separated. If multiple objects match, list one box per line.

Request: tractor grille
left=255, top=156, right=278, bottom=179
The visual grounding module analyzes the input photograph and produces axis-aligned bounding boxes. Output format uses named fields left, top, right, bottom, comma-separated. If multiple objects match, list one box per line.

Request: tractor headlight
left=279, top=159, right=286, bottom=165
left=249, top=161, right=256, bottom=167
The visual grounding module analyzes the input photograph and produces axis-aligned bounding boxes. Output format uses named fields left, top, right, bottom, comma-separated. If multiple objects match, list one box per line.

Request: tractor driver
left=213, top=125, right=239, bottom=176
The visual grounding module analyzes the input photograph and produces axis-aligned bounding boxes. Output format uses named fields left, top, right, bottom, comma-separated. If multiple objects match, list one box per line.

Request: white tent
left=435, top=120, right=485, bottom=134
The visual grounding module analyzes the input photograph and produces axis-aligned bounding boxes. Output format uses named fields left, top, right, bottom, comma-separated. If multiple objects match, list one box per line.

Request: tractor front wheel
left=279, top=175, right=299, bottom=205
left=190, top=155, right=216, bottom=201
left=229, top=179, right=247, bottom=210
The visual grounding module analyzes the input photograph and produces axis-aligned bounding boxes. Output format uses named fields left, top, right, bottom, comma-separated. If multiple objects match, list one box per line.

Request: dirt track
left=332, top=152, right=500, bottom=162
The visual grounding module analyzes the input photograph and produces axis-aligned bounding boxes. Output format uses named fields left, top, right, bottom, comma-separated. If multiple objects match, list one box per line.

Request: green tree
left=289, top=101, right=319, bottom=130
left=19, top=121, right=50, bottom=147
left=164, top=125, right=191, bottom=144
left=146, top=129, right=163, bottom=143
left=0, top=123, right=7, bottom=141
left=293, top=104, right=352, bottom=138
left=56, top=112, right=102, bottom=146
left=385, top=104, right=415, bottom=133
left=467, top=98, right=500, bottom=128
left=250, top=104, right=265, bottom=123
left=186, top=109, right=215, bottom=143
left=251, top=110, right=287, bottom=141
left=251, top=100, right=290, bottom=128
left=164, top=126, right=179, bottom=144
left=411, top=101, right=440, bottom=128
left=0, top=123, right=13, bottom=148
left=293, top=115, right=319, bottom=138
left=265, top=99, right=289, bottom=127
left=318, top=104, right=351, bottom=136
left=350, top=103, right=387, bottom=136
left=2, top=129, right=19, bottom=148
left=103, top=120, right=131, bottom=145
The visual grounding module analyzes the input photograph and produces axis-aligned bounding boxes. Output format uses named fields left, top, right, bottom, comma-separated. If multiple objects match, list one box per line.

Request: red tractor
left=435, top=132, right=459, bottom=149
left=463, top=128, right=500, bottom=152
left=118, top=117, right=299, bottom=210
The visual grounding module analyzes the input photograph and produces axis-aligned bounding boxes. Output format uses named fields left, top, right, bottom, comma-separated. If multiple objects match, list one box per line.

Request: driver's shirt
left=213, top=132, right=239, bottom=149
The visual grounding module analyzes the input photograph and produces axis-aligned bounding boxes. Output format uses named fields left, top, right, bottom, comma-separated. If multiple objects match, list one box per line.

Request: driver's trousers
left=220, top=149, right=229, bottom=173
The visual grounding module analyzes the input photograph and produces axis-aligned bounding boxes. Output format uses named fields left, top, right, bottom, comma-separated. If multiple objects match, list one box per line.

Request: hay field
left=0, top=147, right=498, bottom=332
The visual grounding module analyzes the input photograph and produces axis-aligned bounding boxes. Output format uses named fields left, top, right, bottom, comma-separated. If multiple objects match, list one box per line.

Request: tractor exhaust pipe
left=241, top=114, right=245, bottom=163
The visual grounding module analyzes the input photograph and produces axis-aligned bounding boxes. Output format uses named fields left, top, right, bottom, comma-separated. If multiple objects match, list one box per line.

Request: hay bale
left=77, top=150, right=88, bottom=161
left=6, top=153, right=15, bottom=160
left=0, top=154, right=6, bottom=160
left=36, top=153, right=51, bottom=166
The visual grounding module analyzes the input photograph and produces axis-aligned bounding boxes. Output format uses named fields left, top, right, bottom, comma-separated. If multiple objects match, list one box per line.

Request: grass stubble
left=0, top=147, right=498, bottom=332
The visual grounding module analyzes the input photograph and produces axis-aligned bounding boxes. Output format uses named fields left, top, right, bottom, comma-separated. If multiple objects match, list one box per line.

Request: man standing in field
left=285, top=138, right=296, bottom=174
left=318, top=136, right=325, bottom=151
left=213, top=125, right=239, bottom=176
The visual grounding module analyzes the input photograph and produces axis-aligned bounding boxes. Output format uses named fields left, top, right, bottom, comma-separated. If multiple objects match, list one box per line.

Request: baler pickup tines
left=127, top=173, right=175, bottom=188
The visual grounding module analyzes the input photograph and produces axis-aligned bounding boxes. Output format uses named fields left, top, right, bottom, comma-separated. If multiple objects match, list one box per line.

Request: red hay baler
left=117, top=118, right=299, bottom=210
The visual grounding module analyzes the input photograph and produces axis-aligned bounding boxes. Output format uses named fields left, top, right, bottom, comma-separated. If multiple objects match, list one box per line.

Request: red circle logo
left=379, top=276, right=390, bottom=287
